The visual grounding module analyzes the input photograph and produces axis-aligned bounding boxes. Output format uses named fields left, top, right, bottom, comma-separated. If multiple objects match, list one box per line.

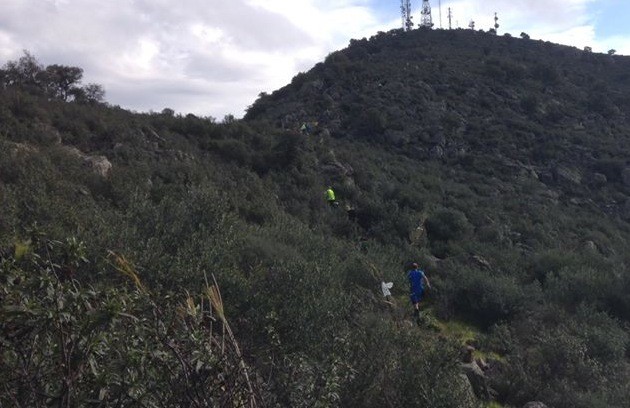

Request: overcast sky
left=1, top=0, right=628, bottom=118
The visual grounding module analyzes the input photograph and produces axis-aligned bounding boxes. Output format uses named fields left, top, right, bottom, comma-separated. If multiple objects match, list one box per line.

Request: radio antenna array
left=401, top=0, right=414, bottom=31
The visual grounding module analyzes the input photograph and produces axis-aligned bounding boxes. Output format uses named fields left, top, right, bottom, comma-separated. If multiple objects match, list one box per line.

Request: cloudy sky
left=1, top=0, right=628, bottom=118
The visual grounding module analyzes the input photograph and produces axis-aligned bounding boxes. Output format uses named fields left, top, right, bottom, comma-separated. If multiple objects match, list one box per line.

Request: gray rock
left=85, top=155, right=113, bottom=178
left=554, top=165, right=582, bottom=185
left=622, top=167, right=630, bottom=187
left=470, top=255, right=491, bottom=270
left=583, top=240, right=598, bottom=253
left=461, top=361, right=495, bottom=400
left=457, top=373, right=480, bottom=408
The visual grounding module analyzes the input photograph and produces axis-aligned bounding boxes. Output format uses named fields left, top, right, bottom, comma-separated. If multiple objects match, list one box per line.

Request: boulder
left=553, top=165, right=582, bottom=185
left=62, top=146, right=113, bottom=178
left=457, top=373, right=481, bottom=408
left=461, top=361, right=495, bottom=400
left=461, top=345, right=475, bottom=363
left=85, top=155, right=113, bottom=178
left=583, top=240, right=598, bottom=253
left=470, top=255, right=491, bottom=270
left=409, top=223, right=427, bottom=246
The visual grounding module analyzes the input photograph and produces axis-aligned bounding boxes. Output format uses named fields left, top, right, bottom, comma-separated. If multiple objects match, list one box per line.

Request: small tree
left=520, top=32, right=530, bottom=40
left=608, top=49, right=616, bottom=55
left=43, top=64, right=83, bottom=101
left=82, top=83, right=105, bottom=103
left=71, top=83, right=105, bottom=104
left=2, top=50, right=44, bottom=90
left=161, top=107, right=175, bottom=117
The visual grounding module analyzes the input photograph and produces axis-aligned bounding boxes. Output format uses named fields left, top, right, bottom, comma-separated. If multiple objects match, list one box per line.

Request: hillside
left=2, top=29, right=630, bottom=407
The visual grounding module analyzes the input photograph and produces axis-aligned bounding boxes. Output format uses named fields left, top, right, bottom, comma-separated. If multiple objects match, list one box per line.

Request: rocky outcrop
left=470, top=255, right=491, bottom=270
left=84, top=155, right=112, bottom=178
left=553, top=165, right=582, bottom=185
left=460, top=344, right=496, bottom=401
left=7, top=142, right=38, bottom=158
left=461, top=361, right=495, bottom=400
left=62, top=146, right=112, bottom=178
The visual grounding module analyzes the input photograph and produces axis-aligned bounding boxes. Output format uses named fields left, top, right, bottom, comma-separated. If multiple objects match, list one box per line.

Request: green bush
left=442, top=267, right=533, bottom=327
left=425, top=208, right=472, bottom=242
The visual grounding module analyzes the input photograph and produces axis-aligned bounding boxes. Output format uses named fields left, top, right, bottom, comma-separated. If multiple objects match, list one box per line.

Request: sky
left=0, top=0, right=629, bottom=119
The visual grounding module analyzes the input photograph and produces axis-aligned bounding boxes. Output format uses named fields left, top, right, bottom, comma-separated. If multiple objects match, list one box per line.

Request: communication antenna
left=401, top=0, right=414, bottom=31
left=494, top=12, right=499, bottom=34
left=438, top=0, right=442, bottom=29
left=447, top=7, right=452, bottom=30
left=420, top=0, right=434, bottom=28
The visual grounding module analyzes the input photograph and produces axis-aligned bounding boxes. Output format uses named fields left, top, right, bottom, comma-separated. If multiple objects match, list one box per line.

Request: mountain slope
left=2, top=29, right=630, bottom=407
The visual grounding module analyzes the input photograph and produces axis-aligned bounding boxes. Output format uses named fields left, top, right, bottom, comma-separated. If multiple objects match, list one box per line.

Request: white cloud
left=0, top=0, right=628, bottom=118
left=0, top=0, right=389, bottom=118
left=433, top=0, right=628, bottom=54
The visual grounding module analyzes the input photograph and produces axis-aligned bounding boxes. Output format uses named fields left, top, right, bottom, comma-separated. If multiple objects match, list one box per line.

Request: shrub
left=441, top=267, right=533, bottom=327
left=425, top=208, right=472, bottom=242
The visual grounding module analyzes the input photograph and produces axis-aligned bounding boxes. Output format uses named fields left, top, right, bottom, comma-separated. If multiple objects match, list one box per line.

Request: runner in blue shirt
left=407, top=262, right=431, bottom=325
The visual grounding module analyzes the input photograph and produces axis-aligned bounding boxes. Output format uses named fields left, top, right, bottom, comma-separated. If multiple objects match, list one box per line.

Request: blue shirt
left=407, top=269, right=426, bottom=293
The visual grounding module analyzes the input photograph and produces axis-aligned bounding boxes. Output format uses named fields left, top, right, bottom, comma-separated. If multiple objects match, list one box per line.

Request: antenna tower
left=420, top=0, right=434, bottom=28
left=401, top=0, right=413, bottom=31
left=447, top=7, right=452, bottom=30
left=438, top=0, right=442, bottom=28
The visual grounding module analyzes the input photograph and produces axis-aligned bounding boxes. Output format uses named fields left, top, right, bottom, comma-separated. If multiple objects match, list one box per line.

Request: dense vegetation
left=3, top=28, right=630, bottom=407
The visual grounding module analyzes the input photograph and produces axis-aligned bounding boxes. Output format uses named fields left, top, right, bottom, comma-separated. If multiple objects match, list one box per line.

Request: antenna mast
left=401, top=0, right=414, bottom=31
left=420, top=0, right=434, bottom=28
left=438, top=0, right=442, bottom=29
left=447, top=7, right=452, bottom=30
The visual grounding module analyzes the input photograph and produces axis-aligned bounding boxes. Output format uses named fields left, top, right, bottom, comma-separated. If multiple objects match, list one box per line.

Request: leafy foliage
left=4, top=29, right=630, bottom=407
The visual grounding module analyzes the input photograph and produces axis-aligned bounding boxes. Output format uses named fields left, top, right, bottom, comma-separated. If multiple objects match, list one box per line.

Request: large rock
left=470, top=255, right=491, bottom=270
left=553, top=165, right=582, bottom=185
left=461, top=361, right=495, bottom=400
left=457, top=373, right=481, bottom=408
left=85, top=155, right=113, bottom=178
left=62, top=146, right=113, bottom=178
